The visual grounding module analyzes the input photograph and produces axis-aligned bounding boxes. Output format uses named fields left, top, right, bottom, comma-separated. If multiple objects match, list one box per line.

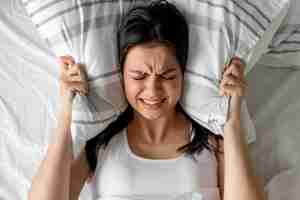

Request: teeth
left=143, top=99, right=164, bottom=105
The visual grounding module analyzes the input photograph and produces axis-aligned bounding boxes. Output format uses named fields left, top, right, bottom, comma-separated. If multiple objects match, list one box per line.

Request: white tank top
left=88, top=127, right=221, bottom=200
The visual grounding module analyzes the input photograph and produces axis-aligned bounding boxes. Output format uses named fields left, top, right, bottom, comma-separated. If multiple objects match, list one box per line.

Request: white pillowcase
left=22, top=0, right=289, bottom=159
left=258, top=0, right=300, bottom=69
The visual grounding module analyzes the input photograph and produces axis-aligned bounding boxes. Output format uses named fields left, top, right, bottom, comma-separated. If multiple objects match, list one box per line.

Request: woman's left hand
left=219, top=57, right=247, bottom=124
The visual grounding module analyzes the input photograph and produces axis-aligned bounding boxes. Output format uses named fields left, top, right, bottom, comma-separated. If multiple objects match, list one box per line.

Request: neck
left=129, top=108, right=190, bottom=144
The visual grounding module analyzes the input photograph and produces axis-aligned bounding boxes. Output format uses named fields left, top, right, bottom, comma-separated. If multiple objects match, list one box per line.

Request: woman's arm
left=219, top=57, right=266, bottom=200
left=28, top=106, right=73, bottom=200
left=28, top=56, right=89, bottom=200
left=223, top=111, right=266, bottom=200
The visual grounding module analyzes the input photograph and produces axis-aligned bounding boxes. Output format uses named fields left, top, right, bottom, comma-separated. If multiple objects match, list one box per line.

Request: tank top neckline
left=123, top=125, right=194, bottom=163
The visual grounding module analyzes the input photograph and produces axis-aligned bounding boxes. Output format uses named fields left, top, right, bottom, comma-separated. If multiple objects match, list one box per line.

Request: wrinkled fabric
left=21, top=0, right=289, bottom=160
left=258, top=0, right=300, bottom=69
left=1, top=1, right=300, bottom=200
left=88, top=128, right=219, bottom=200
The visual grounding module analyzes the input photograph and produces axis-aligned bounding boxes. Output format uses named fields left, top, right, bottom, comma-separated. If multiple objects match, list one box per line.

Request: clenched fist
left=58, top=55, right=89, bottom=110
left=219, top=57, right=247, bottom=124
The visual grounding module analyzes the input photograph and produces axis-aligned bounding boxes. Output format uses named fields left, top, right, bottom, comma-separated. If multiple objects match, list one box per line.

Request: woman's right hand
left=58, top=55, right=89, bottom=111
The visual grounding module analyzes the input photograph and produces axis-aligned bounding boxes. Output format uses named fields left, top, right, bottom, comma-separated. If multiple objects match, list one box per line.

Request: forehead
left=124, top=43, right=179, bottom=71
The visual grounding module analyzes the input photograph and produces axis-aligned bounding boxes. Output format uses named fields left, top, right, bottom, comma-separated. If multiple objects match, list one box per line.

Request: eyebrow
left=129, top=68, right=177, bottom=75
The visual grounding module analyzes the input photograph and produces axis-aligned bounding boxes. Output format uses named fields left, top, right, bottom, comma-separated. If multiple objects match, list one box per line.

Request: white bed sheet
left=0, top=0, right=299, bottom=200
left=265, top=165, right=300, bottom=200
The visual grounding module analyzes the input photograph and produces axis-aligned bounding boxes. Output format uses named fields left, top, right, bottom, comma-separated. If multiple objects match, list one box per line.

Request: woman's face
left=122, top=42, right=183, bottom=120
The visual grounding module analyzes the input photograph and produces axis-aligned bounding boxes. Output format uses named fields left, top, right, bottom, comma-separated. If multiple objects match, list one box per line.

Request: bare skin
left=122, top=43, right=193, bottom=160
left=28, top=46, right=266, bottom=200
left=219, top=58, right=266, bottom=200
left=27, top=56, right=90, bottom=200
left=122, top=43, right=185, bottom=144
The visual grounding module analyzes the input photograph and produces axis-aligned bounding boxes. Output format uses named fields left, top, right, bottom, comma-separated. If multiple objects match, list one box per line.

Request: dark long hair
left=85, top=0, right=223, bottom=173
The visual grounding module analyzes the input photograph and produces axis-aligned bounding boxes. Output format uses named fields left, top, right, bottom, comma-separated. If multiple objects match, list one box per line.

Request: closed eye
left=132, top=75, right=177, bottom=80
left=130, top=72, right=147, bottom=80
left=161, top=75, right=177, bottom=80
left=132, top=76, right=146, bottom=80
left=129, top=68, right=177, bottom=80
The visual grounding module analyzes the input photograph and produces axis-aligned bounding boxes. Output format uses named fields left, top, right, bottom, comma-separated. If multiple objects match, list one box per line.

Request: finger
left=231, top=57, right=245, bottom=69
left=70, top=63, right=88, bottom=80
left=77, top=64, right=88, bottom=80
left=59, top=55, right=75, bottom=65
left=62, top=72, right=88, bottom=86
left=67, top=70, right=79, bottom=77
left=59, top=56, right=75, bottom=71
left=60, top=70, right=77, bottom=82
left=219, top=80, right=230, bottom=96
left=58, top=60, right=69, bottom=72
left=76, top=90, right=85, bottom=96
left=220, top=82, right=246, bottom=98
left=67, top=64, right=80, bottom=76
left=222, top=64, right=229, bottom=77
left=230, top=57, right=245, bottom=75
left=58, top=57, right=74, bottom=73
left=219, top=75, right=231, bottom=96
left=224, top=63, right=239, bottom=77
left=70, top=88, right=84, bottom=96
left=68, top=75, right=84, bottom=82
left=221, top=74, right=235, bottom=85
left=67, top=82, right=89, bottom=95
left=69, top=65, right=89, bottom=84
left=231, top=59, right=245, bottom=76
left=59, top=70, right=70, bottom=82
left=221, top=74, right=247, bottom=87
left=220, top=74, right=234, bottom=89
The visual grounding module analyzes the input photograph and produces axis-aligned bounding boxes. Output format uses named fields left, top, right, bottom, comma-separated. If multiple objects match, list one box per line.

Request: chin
left=138, top=105, right=176, bottom=121
left=140, top=111, right=165, bottom=121
left=134, top=105, right=167, bottom=120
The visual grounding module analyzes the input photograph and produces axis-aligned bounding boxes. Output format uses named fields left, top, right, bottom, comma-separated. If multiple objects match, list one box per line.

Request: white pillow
left=265, top=167, right=300, bottom=200
left=257, top=0, right=300, bottom=69
left=22, top=0, right=289, bottom=159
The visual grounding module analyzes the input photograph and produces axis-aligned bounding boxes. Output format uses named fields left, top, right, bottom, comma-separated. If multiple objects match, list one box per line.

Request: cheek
left=169, top=79, right=183, bottom=99
left=160, top=78, right=183, bottom=105
left=124, top=78, right=141, bottom=101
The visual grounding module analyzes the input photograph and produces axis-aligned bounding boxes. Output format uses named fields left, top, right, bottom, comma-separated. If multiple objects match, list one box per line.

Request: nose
left=144, top=76, right=163, bottom=96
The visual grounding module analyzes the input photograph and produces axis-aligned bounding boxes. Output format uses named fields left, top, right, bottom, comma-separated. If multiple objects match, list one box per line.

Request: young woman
left=28, top=1, right=266, bottom=200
